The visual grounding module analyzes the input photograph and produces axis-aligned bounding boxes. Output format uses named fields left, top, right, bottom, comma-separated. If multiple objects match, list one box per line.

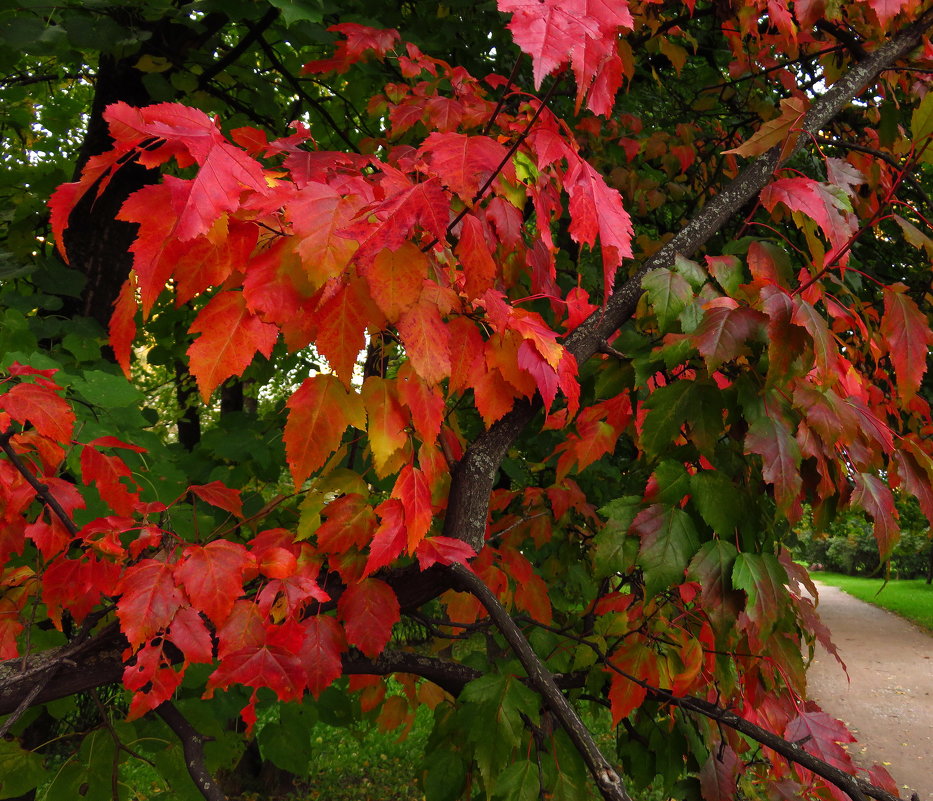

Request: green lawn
left=813, top=572, right=933, bottom=632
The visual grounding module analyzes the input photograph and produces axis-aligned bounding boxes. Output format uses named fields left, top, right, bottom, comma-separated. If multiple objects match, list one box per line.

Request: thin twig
left=814, top=134, right=933, bottom=211
left=256, top=35, right=360, bottom=153
left=197, top=7, right=280, bottom=88
left=422, top=71, right=566, bottom=253
left=0, top=428, right=79, bottom=537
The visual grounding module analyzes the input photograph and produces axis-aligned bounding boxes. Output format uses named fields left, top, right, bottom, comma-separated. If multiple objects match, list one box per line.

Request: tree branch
left=255, top=35, right=361, bottom=153
left=449, top=564, right=633, bottom=801
left=0, top=428, right=79, bottom=537
left=156, top=702, right=226, bottom=801
left=196, top=7, right=280, bottom=88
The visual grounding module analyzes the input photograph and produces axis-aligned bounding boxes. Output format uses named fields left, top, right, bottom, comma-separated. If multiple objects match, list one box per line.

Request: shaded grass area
left=299, top=708, right=430, bottom=801
left=814, top=572, right=933, bottom=632
left=239, top=701, right=672, bottom=801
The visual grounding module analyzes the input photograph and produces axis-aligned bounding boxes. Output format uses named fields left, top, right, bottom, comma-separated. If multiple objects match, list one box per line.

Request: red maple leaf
left=851, top=472, right=899, bottom=559
left=175, top=540, right=256, bottom=625
left=881, top=284, right=932, bottom=402
left=693, top=303, right=766, bottom=372
left=392, top=463, right=434, bottom=552
left=313, top=277, right=378, bottom=386
left=0, top=382, right=75, bottom=443
left=760, top=177, right=857, bottom=259
left=207, top=639, right=306, bottom=702
left=564, top=154, right=633, bottom=296
left=414, top=536, right=476, bottom=570
left=359, top=242, right=426, bottom=322
left=316, top=494, right=377, bottom=554
left=364, top=499, right=409, bottom=577
left=187, top=291, right=279, bottom=401
left=189, top=481, right=244, bottom=518
left=302, top=23, right=400, bottom=75
left=418, top=132, right=514, bottom=202
left=361, top=377, right=410, bottom=478
left=498, top=0, right=633, bottom=109
left=288, top=182, right=367, bottom=286
left=744, top=416, right=802, bottom=520
left=284, top=374, right=366, bottom=487
left=116, top=559, right=185, bottom=648
left=398, top=367, right=445, bottom=444
left=166, top=606, right=214, bottom=664
left=396, top=300, right=452, bottom=386
left=339, top=174, right=449, bottom=267
left=337, top=578, right=400, bottom=658
left=455, top=213, right=499, bottom=300
left=784, top=710, right=856, bottom=773
left=698, top=745, right=741, bottom=801
left=80, top=446, right=139, bottom=517
left=300, top=615, right=347, bottom=697
left=106, top=102, right=268, bottom=241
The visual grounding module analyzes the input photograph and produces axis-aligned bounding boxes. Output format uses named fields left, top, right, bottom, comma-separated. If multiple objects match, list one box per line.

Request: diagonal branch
left=197, top=7, right=280, bottom=88
left=440, top=6, right=933, bottom=552
left=449, top=563, right=633, bottom=801
left=156, top=702, right=226, bottom=801
left=0, top=428, right=79, bottom=538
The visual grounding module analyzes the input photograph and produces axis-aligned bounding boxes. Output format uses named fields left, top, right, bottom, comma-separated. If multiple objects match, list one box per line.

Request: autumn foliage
left=2, top=0, right=933, bottom=799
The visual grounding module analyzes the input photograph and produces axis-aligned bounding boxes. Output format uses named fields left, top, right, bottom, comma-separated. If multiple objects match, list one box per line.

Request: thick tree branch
left=156, top=701, right=227, bottom=801
left=441, top=6, right=933, bottom=552
left=449, top=564, right=633, bottom=801
left=0, top=624, right=124, bottom=716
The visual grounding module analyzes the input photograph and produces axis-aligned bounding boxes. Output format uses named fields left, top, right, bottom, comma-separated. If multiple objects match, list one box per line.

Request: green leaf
left=0, top=740, right=44, bottom=798
left=689, top=471, right=743, bottom=535
left=257, top=703, right=317, bottom=774
left=550, top=730, right=590, bottom=801
left=493, top=760, right=540, bottom=801
left=652, top=460, right=690, bottom=504
left=643, top=268, right=693, bottom=333
left=912, top=91, right=933, bottom=141
left=732, top=553, right=788, bottom=636
left=640, top=380, right=694, bottom=457
left=70, top=369, right=143, bottom=408
left=634, top=505, right=699, bottom=596
left=462, top=673, right=539, bottom=782
left=38, top=730, right=118, bottom=801
left=268, top=0, right=324, bottom=25
left=707, top=255, right=744, bottom=295
left=424, top=749, right=468, bottom=801
left=642, top=379, right=722, bottom=457
left=595, top=495, right=640, bottom=577
left=594, top=521, right=639, bottom=578
left=674, top=254, right=707, bottom=289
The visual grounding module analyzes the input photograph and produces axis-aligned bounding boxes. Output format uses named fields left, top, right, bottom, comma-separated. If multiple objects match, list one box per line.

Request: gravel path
left=806, top=582, right=933, bottom=800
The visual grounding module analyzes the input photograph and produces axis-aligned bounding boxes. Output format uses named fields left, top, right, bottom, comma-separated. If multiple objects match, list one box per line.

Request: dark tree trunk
left=61, top=13, right=227, bottom=329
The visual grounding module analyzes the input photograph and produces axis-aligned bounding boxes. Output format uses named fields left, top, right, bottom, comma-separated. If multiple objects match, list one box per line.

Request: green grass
left=813, top=571, right=933, bottom=632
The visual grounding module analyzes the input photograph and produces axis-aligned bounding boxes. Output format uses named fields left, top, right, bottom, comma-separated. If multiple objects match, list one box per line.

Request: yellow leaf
left=134, top=55, right=172, bottom=73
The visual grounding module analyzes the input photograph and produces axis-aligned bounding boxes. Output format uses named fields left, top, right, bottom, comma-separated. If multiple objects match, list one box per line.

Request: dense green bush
left=795, top=500, right=932, bottom=579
